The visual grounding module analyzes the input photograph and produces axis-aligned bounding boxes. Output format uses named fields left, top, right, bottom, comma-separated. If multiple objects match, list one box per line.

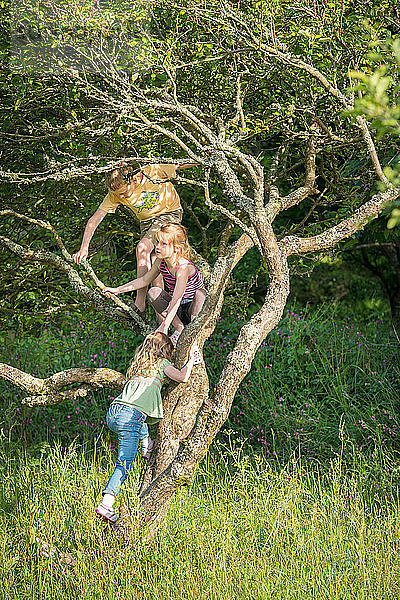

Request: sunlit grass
left=0, top=440, right=399, bottom=600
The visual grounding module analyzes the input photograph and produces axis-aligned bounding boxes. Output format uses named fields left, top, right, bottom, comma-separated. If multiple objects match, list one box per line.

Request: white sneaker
left=95, top=502, right=118, bottom=524
left=192, top=342, right=203, bottom=365
left=142, top=438, right=155, bottom=459
left=170, top=330, right=182, bottom=346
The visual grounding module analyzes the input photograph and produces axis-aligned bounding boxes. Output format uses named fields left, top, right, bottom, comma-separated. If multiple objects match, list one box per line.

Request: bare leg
left=135, top=237, right=154, bottom=312
left=188, top=290, right=206, bottom=364
left=170, top=314, right=185, bottom=332
left=189, top=289, right=207, bottom=320
left=149, top=252, right=164, bottom=290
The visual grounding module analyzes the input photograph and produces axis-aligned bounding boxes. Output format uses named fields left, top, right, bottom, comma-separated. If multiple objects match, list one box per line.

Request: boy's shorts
left=139, top=209, right=183, bottom=241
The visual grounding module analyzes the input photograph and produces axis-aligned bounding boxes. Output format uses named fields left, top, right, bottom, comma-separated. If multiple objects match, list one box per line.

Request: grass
left=0, top=304, right=399, bottom=599
left=210, top=305, right=399, bottom=461
left=0, top=440, right=399, bottom=600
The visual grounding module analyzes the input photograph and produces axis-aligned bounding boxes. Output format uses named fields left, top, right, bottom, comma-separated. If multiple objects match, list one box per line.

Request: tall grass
left=209, top=306, right=399, bottom=461
left=0, top=440, right=399, bottom=600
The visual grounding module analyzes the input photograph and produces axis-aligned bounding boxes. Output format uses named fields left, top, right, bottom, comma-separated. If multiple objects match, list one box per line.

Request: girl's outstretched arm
left=102, top=259, right=161, bottom=297
left=164, top=344, right=197, bottom=382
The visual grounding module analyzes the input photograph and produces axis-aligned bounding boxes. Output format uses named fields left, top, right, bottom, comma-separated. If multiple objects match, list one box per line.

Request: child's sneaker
left=192, top=342, right=203, bottom=365
left=170, top=330, right=182, bottom=346
left=142, top=438, right=155, bottom=459
left=95, top=502, right=118, bottom=524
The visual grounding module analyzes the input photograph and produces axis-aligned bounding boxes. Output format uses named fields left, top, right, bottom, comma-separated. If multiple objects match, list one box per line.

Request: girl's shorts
left=150, top=288, right=192, bottom=325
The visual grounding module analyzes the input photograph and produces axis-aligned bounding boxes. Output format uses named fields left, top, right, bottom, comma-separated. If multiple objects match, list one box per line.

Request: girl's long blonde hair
left=126, top=332, right=174, bottom=378
left=155, top=223, right=191, bottom=261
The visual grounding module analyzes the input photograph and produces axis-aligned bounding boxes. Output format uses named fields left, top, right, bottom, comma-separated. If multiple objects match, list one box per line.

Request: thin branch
left=0, top=210, right=72, bottom=261
left=0, top=234, right=151, bottom=334
left=265, top=133, right=318, bottom=220
left=342, top=242, right=398, bottom=251
left=0, top=211, right=148, bottom=327
left=191, top=4, right=387, bottom=184
left=0, top=303, right=82, bottom=316
left=278, top=190, right=325, bottom=240
left=132, top=108, right=203, bottom=163
left=228, top=71, right=247, bottom=129
left=203, top=172, right=262, bottom=253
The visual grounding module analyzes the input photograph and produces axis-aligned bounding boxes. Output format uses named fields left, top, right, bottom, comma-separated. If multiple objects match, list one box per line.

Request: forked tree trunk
left=0, top=227, right=291, bottom=544
left=136, top=257, right=290, bottom=542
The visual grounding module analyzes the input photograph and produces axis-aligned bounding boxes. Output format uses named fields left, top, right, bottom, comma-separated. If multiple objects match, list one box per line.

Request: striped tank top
left=159, top=260, right=205, bottom=302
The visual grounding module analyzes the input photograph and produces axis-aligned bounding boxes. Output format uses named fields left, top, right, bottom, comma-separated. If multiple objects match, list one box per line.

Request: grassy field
left=0, top=442, right=399, bottom=599
left=0, top=305, right=399, bottom=599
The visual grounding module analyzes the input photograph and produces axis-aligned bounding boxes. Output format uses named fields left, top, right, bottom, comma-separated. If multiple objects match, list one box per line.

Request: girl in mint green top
left=113, top=356, right=172, bottom=424
left=96, top=332, right=198, bottom=525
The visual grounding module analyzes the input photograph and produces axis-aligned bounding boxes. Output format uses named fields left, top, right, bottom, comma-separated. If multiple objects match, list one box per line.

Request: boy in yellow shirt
left=73, top=162, right=196, bottom=313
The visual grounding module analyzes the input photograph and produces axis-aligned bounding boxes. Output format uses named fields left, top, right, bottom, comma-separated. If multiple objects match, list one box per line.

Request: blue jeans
left=103, top=403, right=147, bottom=497
left=139, top=422, right=149, bottom=440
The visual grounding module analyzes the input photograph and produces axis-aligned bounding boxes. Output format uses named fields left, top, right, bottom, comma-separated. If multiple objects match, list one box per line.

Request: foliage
left=350, top=38, right=400, bottom=226
left=1, top=0, right=399, bottom=319
left=210, top=306, right=399, bottom=461
left=337, top=214, right=400, bottom=333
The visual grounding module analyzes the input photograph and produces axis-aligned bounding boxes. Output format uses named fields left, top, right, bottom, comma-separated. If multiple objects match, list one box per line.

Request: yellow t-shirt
left=98, top=164, right=180, bottom=221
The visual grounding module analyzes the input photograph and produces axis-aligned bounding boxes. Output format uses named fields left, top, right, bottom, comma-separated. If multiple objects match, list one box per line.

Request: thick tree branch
left=0, top=210, right=150, bottom=325
left=137, top=233, right=256, bottom=527
left=0, top=364, right=125, bottom=406
left=0, top=156, right=202, bottom=184
left=279, top=187, right=400, bottom=256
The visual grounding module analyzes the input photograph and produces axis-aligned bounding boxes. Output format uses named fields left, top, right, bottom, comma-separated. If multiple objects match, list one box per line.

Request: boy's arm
left=73, top=208, right=107, bottom=264
left=102, top=259, right=161, bottom=296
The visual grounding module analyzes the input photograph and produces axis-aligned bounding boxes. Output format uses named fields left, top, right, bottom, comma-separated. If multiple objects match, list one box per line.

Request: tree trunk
left=135, top=261, right=290, bottom=542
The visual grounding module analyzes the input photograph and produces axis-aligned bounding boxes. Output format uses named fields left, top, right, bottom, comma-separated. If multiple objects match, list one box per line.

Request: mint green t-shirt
left=112, top=358, right=172, bottom=424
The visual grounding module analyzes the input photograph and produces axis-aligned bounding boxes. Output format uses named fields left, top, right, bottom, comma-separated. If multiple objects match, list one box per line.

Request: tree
left=1, top=0, right=399, bottom=544
left=341, top=37, right=400, bottom=337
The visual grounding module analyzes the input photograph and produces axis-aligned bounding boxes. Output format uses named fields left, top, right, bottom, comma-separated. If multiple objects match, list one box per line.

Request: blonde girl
left=96, top=332, right=197, bottom=524
left=102, top=224, right=207, bottom=345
